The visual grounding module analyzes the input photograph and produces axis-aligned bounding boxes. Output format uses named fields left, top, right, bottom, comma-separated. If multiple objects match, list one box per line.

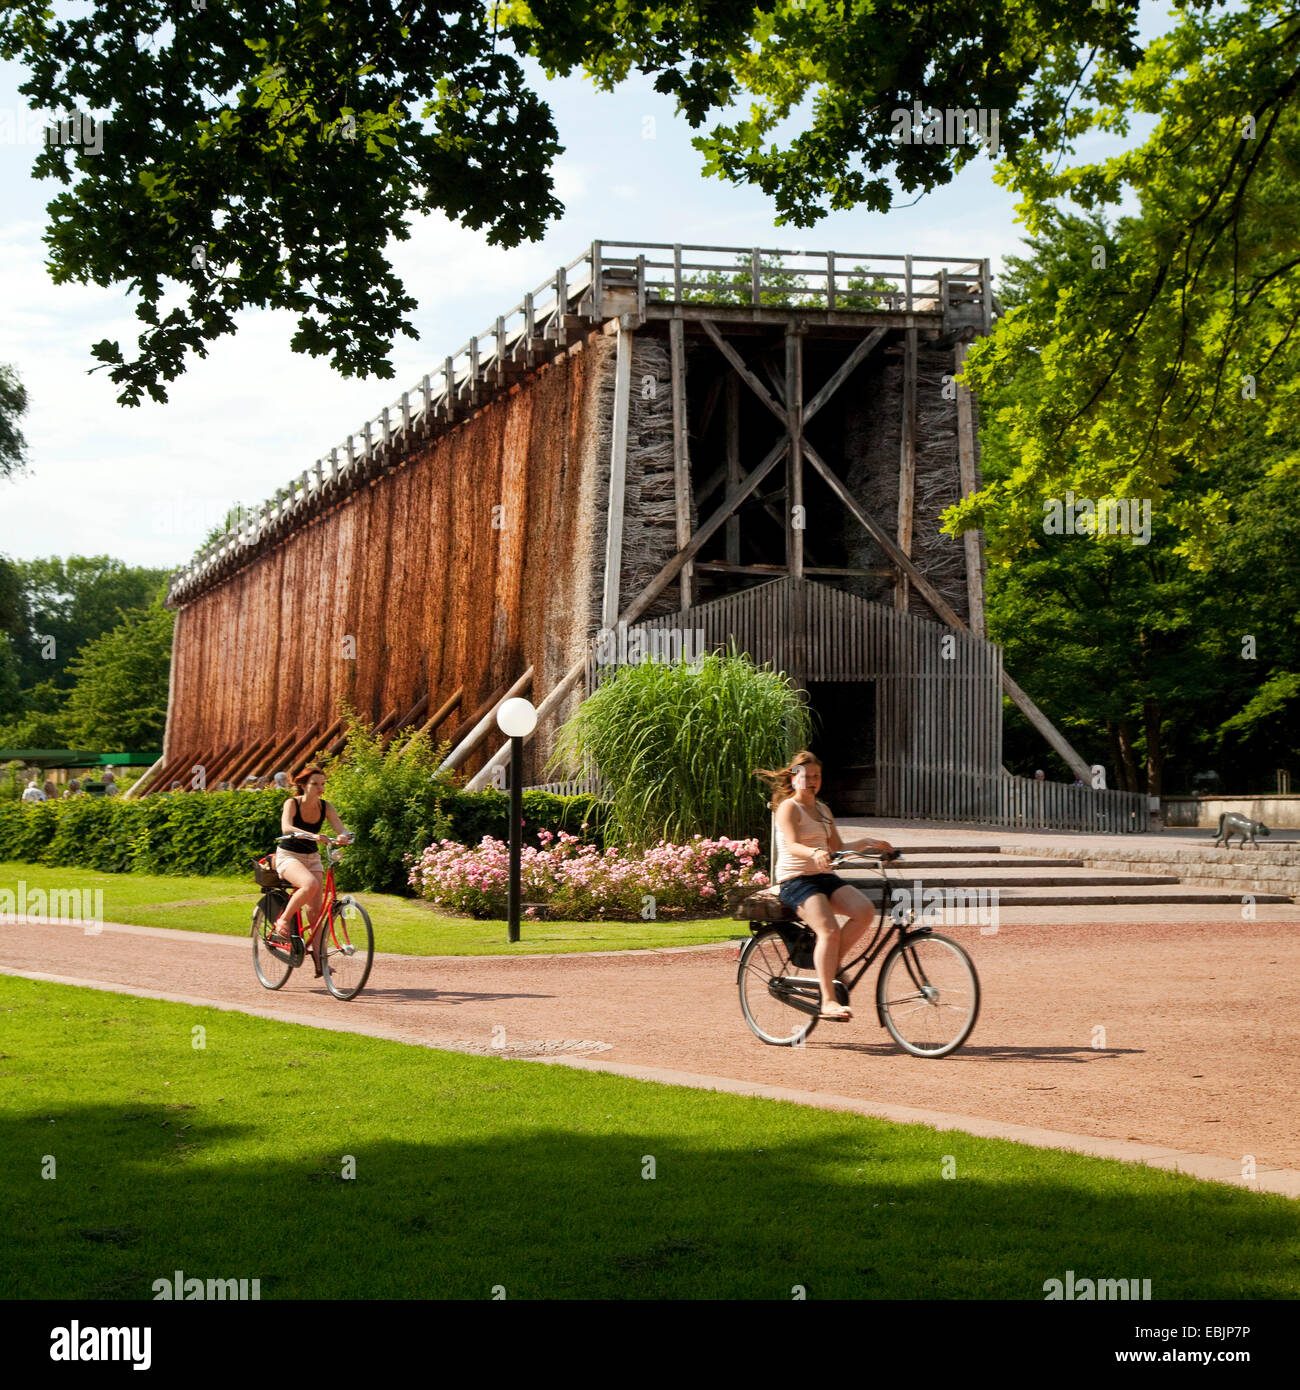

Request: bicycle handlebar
left=830, top=848, right=901, bottom=866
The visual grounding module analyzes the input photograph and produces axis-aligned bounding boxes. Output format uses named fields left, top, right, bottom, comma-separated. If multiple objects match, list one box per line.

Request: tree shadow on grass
left=2, top=1101, right=1295, bottom=1301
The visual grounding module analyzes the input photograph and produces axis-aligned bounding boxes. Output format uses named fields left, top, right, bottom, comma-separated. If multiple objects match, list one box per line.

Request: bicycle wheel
left=876, top=932, right=979, bottom=1058
left=738, top=929, right=821, bottom=1046
left=252, top=892, right=293, bottom=991
left=321, top=897, right=373, bottom=1001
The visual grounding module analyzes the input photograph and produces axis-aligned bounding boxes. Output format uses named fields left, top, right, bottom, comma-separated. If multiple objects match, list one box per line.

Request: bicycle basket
left=251, top=855, right=283, bottom=889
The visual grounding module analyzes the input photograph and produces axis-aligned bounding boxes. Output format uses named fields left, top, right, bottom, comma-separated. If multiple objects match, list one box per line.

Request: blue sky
left=0, top=6, right=1170, bottom=570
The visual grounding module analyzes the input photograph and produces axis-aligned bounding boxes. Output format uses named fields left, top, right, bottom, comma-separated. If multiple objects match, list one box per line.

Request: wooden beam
left=416, top=686, right=463, bottom=740
left=785, top=326, right=804, bottom=583
left=464, top=439, right=789, bottom=790
left=802, top=327, right=889, bottom=424
left=698, top=319, right=786, bottom=427
left=896, top=326, right=917, bottom=612
left=725, top=372, right=740, bottom=565
left=439, top=667, right=535, bottom=773
left=669, top=315, right=694, bottom=610
left=800, top=438, right=1092, bottom=782
left=601, top=317, right=634, bottom=629
left=954, top=338, right=987, bottom=638
left=696, top=562, right=893, bottom=578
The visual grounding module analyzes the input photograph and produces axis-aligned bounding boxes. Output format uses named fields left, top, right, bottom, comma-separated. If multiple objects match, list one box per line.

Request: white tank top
left=774, top=798, right=834, bottom=882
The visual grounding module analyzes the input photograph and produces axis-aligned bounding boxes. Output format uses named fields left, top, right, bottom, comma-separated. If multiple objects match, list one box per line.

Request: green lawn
left=0, top=861, right=744, bottom=956
left=2, top=976, right=1296, bottom=1300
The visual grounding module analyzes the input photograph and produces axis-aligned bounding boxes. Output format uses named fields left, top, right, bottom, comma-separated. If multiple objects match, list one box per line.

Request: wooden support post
left=785, top=326, right=804, bottom=582
left=420, top=376, right=431, bottom=432
left=669, top=315, right=694, bottom=610
left=591, top=241, right=603, bottom=319
left=725, top=373, right=741, bottom=565
left=555, top=266, right=568, bottom=345
left=750, top=248, right=762, bottom=307
left=439, top=668, right=535, bottom=773
left=801, top=436, right=1091, bottom=783
left=802, top=327, right=888, bottom=424
left=602, top=316, right=634, bottom=629
left=896, top=326, right=917, bottom=611
left=443, top=357, right=455, bottom=418
left=954, top=337, right=987, bottom=637
left=826, top=251, right=836, bottom=310
left=468, top=338, right=480, bottom=404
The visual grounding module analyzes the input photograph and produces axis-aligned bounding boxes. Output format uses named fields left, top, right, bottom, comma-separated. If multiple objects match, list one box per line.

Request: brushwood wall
left=166, top=329, right=625, bottom=782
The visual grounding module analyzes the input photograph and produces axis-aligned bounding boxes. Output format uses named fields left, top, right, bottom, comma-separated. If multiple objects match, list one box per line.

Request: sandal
left=819, top=1003, right=853, bottom=1021
left=266, top=920, right=293, bottom=947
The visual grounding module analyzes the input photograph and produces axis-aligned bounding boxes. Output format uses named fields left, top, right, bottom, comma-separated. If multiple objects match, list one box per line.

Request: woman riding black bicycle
left=756, top=751, right=895, bottom=1021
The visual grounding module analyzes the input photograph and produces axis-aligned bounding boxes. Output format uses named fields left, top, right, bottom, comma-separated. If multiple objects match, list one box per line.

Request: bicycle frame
left=787, top=851, right=935, bottom=1025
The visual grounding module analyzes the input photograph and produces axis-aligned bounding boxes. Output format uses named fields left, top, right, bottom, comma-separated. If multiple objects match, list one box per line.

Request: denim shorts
left=777, top=873, right=849, bottom=911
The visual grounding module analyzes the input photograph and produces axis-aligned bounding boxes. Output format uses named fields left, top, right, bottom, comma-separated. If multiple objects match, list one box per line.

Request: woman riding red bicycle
left=267, top=767, right=353, bottom=970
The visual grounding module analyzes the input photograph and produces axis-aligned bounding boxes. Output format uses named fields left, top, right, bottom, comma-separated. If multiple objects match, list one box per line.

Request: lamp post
left=496, top=697, right=538, bottom=943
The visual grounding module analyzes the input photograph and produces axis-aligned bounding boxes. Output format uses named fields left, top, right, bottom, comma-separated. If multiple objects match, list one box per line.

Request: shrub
left=548, top=646, right=811, bottom=848
left=0, top=720, right=612, bottom=891
left=409, top=830, right=767, bottom=920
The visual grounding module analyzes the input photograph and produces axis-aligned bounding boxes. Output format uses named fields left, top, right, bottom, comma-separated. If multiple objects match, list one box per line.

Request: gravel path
left=3, top=914, right=1298, bottom=1173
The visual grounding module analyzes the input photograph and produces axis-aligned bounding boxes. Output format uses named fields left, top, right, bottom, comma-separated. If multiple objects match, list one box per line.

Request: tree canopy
left=1, top=0, right=1143, bottom=404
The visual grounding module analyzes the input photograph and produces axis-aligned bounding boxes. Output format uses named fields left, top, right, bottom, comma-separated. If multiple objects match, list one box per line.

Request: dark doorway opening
left=805, top=680, right=876, bottom=816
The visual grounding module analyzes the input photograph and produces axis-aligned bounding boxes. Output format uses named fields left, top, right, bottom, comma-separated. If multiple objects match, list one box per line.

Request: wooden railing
left=166, top=241, right=995, bottom=605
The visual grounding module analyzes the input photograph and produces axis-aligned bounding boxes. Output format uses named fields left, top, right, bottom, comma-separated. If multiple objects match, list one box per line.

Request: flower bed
left=407, top=830, right=768, bottom=921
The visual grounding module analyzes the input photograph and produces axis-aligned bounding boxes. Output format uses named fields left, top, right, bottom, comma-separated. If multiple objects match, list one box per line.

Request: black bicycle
left=736, top=849, right=980, bottom=1056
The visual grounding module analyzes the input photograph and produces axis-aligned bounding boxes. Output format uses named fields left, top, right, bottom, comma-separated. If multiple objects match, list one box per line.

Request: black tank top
left=282, top=797, right=330, bottom=853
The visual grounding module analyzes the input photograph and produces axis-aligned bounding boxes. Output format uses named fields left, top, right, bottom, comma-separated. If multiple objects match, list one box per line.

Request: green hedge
left=0, top=787, right=607, bottom=893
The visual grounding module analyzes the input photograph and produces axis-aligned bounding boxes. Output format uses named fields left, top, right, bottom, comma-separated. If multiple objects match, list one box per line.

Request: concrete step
left=891, top=857, right=1083, bottom=869
left=849, top=883, right=1293, bottom=906
left=842, top=871, right=1183, bottom=889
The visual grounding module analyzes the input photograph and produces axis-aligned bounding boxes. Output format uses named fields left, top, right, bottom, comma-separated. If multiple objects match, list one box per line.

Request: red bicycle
left=251, top=834, right=374, bottom=1000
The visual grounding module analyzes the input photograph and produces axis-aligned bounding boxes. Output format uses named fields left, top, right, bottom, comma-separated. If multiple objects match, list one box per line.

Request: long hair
left=754, top=750, right=822, bottom=811
left=295, top=766, right=326, bottom=794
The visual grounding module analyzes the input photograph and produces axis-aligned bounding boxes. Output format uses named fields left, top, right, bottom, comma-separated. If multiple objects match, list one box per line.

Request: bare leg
left=830, top=884, right=877, bottom=975
left=800, top=894, right=851, bottom=1017
left=274, top=860, right=321, bottom=940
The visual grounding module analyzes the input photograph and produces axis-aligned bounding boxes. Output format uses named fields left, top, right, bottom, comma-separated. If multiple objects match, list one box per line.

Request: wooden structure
left=155, top=241, right=1138, bottom=830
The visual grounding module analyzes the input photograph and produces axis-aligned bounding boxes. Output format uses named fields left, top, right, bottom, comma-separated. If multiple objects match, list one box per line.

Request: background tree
left=960, top=214, right=1300, bottom=794
left=0, top=363, right=29, bottom=479
left=59, top=598, right=174, bottom=749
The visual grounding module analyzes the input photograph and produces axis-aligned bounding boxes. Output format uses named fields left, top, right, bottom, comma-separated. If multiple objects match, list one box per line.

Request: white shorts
left=274, top=847, right=323, bottom=877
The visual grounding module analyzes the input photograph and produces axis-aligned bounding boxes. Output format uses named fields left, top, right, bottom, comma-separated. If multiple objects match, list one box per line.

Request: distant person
left=21, top=779, right=46, bottom=802
left=63, top=779, right=81, bottom=798
left=272, top=771, right=289, bottom=789
left=241, top=775, right=259, bottom=789
left=102, top=771, right=119, bottom=796
left=42, top=780, right=58, bottom=800
left=1034, top=769, right=1046, bottom=782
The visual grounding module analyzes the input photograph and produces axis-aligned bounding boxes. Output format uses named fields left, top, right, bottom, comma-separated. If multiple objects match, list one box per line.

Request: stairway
left=835, top=844, right=1297, bottom=907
